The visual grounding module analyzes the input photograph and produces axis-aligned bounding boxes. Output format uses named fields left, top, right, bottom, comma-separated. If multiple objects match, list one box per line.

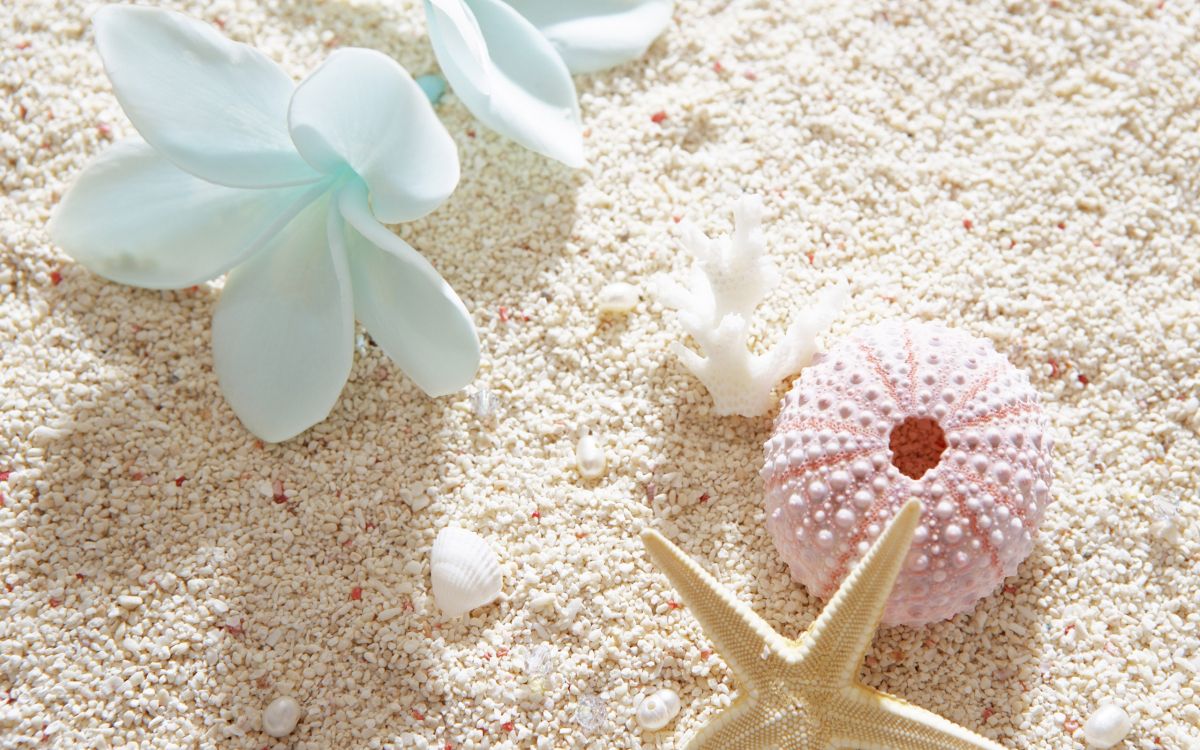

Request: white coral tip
left=658, top=193, right=847, bottom=418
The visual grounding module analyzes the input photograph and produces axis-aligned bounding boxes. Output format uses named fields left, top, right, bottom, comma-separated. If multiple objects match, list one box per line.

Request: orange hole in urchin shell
left=889, top=416, right=947, bottom=480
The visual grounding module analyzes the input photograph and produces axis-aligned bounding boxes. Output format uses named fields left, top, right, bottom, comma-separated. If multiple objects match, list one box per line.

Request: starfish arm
left=826, top=685, right=1007, bottom=750
left=799, top=499, right=923, bottom=683
left=641, top=529, right=790, bottom=689
left=686, top=698, right=825, bottom=750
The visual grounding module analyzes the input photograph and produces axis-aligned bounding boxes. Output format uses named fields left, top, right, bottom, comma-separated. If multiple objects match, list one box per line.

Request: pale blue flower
left=49, top=6, right=479, bottom=442
left=424, top=0, right=673, bottom=166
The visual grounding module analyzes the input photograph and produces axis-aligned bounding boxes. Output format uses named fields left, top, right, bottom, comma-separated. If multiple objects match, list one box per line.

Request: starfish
left=641, top=499, right=1007, bottom=749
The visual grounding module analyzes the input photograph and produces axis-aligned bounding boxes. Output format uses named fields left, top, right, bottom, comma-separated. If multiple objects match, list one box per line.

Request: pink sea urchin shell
left=762, top=320, right=1053, bottom=626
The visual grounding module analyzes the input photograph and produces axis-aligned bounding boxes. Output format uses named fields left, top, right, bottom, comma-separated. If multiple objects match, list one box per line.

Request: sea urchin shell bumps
left=762, top=320, right=1053, bottom=625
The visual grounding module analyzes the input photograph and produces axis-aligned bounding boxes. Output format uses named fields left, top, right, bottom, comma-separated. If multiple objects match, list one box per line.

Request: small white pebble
left=542, top=193, right=560, bottom=207
left=376, top=607, right=404, bottom=623
left=529, top=592, right=556, bottom=611
left=562, top=598, right=584, bottom=622
left=575, top=434, right=606, bottom=479
left=29, top=424, right=67, bottom=442
left=117, top=595, right=143, bottom=610
left=262, top=696, right=302, bottom=738
left=597, top=282, right=639, bottom=315
left=1083, top=704, right=1132, bottom=748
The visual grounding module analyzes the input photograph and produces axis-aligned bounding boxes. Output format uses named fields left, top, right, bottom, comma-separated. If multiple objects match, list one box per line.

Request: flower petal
left=425, top=0, right=583, bottom=167
left=336, top=180, right=479, bottom=397
left=93, top=5, right=319, bottom=187
left=49, top=139, right=325, bottom=289
left=504, top=0, right=674, bottom=74
left=288, top=49, right=459, bottom=224
left=211, top=196, right=354, bottom=442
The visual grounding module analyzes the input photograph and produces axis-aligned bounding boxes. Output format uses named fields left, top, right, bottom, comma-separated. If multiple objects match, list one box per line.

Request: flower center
left=888, top=416, right=947, bottom=480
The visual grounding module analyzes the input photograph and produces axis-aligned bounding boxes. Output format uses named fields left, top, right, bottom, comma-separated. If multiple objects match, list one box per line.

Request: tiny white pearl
left=1082, top=704, right=1132, bottom=748
left=262, top=696, right=301, bottom=738
left=597, top=282, right=639, bottom=314
left=576, top=434, right=607, bottom=479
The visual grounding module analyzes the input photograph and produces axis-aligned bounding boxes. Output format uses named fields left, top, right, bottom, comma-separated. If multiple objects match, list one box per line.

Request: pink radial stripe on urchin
left=762, top=320, right=1054, bottom=626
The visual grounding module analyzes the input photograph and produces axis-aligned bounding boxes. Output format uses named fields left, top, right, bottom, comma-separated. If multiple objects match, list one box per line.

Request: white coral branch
left=659, top=194, right=848, bottom=417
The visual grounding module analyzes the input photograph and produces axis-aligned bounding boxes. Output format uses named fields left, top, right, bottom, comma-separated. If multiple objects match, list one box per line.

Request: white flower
left=425, top=0, right=674, bottom=166
left=50, top=6, right=479, bottom=442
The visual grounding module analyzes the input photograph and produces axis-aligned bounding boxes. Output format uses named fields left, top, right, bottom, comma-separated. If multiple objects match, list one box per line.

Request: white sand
left=2, top=0, right=1199, bottom=747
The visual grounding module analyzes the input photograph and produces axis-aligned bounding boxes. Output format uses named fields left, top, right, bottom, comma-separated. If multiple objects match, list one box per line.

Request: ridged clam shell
left=431, top=527, right=502, bottom=618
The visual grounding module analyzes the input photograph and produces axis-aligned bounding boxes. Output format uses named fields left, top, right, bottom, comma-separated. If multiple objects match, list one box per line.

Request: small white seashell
left=1082, top=704, right=1132, bottom=748
left=528, top=591, right=556, bottom=611
left=636, top=688, right=681, bottom=731
left=576, top=434, right=607, bottom=479
left=262, top=696, right=301, bottom=738
left=430, top=527, right=502, bottom=618
left=597, top=282, right=639, bottom=315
